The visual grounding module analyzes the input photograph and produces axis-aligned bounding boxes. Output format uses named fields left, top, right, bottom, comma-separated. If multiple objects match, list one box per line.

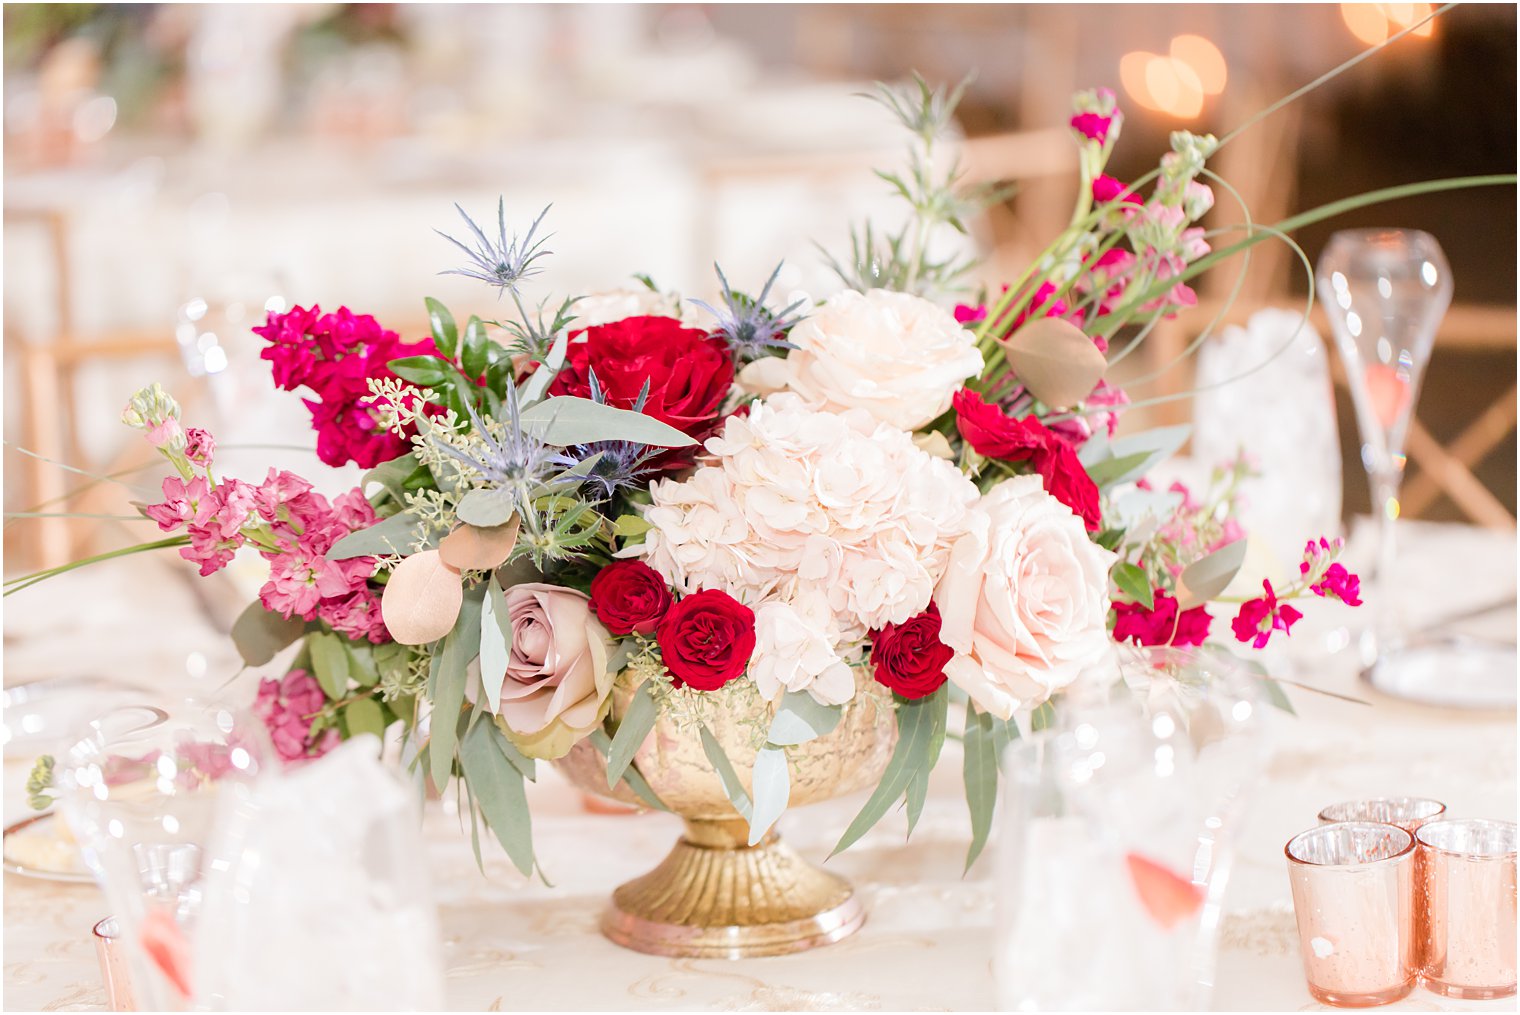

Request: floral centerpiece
left=14, top=52, right=1509, bottom=958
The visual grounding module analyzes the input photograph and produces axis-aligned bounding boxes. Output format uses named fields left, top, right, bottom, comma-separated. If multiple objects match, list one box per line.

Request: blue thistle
left=427, top=381, right=574, bottom=490
left=436, top=199, right=552, bottom=296
left=566, top=370, right=663, bottom=502
left=690, top=262, right=804, bottom=363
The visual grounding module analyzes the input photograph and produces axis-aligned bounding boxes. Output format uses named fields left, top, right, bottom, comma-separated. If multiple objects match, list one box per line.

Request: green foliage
left=605, top=681, right=658, bottom=789
left=831, top=687, right=948, bottom=856
left=962, top=699, right=1019, bottom=871
left=428, top=592, right=484, bottom=792
left=1111, top=561, right=1154, bottom=610
left=26, top=755, right=55, bottom=811
left=230, top=601, right=307, bottom=667
left=458, top=716, right=535, bottom=876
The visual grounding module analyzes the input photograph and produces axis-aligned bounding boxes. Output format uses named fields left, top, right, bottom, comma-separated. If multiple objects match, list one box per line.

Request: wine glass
left=56, top=699, right=272, bottom=1010
left=1316, top=229, right=1515, bottom=708
left=994, top=647, right=1272, bottom=1011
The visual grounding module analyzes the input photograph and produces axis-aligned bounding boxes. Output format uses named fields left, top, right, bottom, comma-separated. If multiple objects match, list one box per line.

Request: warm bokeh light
left=1169, top=34, right=1228, bottom=94
left=1121, top=35, right=1221, bottom=120
left=1340, top=3, right=1436, bottom=45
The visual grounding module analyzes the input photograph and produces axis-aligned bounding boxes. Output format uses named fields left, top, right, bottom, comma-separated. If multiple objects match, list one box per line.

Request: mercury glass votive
left=1416, top=818, right=1517, bottom=1000
left=1318, top=798, right=1447, bottom=835
left=1319, top=798, right=1446, bottom=972
left=1286, top=822, right=1417, bottom=1007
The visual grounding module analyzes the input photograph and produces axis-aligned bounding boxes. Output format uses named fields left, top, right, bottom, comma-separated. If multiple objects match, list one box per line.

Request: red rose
left=870, top=603, right=954, bottom=700
left=953, top=389, right=1102, bottom=532
left=549, top=316, right=734, bottom=462
left=656, top=588, right=755, bottom=691
left=589, top=560, right=673, bottom=636
left=954, top=387, right=1046, bottom=461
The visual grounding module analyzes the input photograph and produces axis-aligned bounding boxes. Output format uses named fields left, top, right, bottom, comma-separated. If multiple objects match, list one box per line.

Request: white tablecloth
left=4, top=519, right=1515, bottom=1011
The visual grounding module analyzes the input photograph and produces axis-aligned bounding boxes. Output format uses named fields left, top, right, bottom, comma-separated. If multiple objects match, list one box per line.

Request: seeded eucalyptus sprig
left=821, top=72, right=1011, bottom=300
left=26, top=755, right=55, bottom=811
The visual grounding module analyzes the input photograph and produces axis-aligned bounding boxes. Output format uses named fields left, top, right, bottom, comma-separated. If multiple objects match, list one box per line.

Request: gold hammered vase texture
left=557, top=667, right=899, bottom=957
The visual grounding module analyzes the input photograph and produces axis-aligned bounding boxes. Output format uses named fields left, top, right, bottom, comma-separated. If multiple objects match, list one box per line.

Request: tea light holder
left=1416, top=818, right=1517, bottom=1000
left=1285, top=822, right=1417, bottom=1007
left=1318, top=798, right=1446, bottom=835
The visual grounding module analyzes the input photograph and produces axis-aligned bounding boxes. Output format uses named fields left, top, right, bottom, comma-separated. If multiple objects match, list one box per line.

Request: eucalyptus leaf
left=230, top=601, right=306, bottom=667
left=1177, top=539, right=1248, bottom=609
left=1261, top=676, right=1297, bottom=715
left=1112, top=561, right=1154, bottom=610
left=767, top=692, right=843, bottom=747
left=345, top=641, right=380, bottom=687
left=308, top=632, right=350, bottom=699
left=344, top=696, right=387, bottom=739
left=363, top=453, right=423, bottom=507
left=613, top=514, right=653, bottom=540
left=606, top=682, right=658, bottom=790
left=516, top=327, right=569, bottom=406
left=1085, top=451, right=1156, bottom=491
left=747, top=747, right=790, bottom=846
left=479, top=574, right=513, bottom=713
left=488, top=720, right=537, bottom=782
left=458, top=717, right=534, bottom=876
left=518, top=396, right=697, bottom=449
left=428, top=595, right=483, bottom=791
left=588, top=729, right=669, bottom=811
left=831, top=687, right=948, bottom=857
left=1088, top=425, right=1192, bottom=490
left=905, top=691, right=949, bottom=836
left=328, top=512, right=425, bottom=560
left=1003, top=316, right=1107, bottom=408
left=962, top=701, right=1018, bottom=871
left=1030, top=701, right=1057, bottom=732
left=698, top=724, right=753, bottom=822
left=456, top=489, right=517, bottom=528
left=425, top=297, right=459, bottom=360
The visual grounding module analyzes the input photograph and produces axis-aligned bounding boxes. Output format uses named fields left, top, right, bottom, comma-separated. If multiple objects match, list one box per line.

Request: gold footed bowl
left=558, top=669, right=898, bottom=958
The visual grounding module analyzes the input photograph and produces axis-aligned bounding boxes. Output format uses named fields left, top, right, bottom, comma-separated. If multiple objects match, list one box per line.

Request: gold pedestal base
left=600, top=818, right=865, bottom=958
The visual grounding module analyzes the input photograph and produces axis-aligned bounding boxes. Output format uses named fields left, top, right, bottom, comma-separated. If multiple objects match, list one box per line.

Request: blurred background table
left=4, top=517, right=1513, bottom=1012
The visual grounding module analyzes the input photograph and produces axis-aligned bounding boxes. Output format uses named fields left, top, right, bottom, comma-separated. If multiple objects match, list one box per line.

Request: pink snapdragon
left=253, top=670, right=339, bottom=763
left=183, top=428, right=215, bottom=466
left=1231, top=579, right=1303, bottom=649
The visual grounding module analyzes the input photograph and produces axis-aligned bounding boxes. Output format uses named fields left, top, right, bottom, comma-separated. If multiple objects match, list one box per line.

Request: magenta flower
left=253, top=670, right=337, bottom=763
left=954, top=303, right=988, bottom=325
left=1231, top=579, right=1304, bottom=649
left=1070, top=111, right=1114, bottom=143
left=1311, top=563, right=1363, bottom=607
left=317, top=588, right=390, bottom=644
left=1093, top=174, right=1142, bottom=206
left=1113, top=590, right=1213, bottom=648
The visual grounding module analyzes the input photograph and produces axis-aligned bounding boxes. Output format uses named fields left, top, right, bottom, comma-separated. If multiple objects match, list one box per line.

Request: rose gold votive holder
left=1286, top=822, right=1417, bottom=1007
left=1318, top=798, right=1447, bottom=970
left=1415, top=818, right=1517, bottom=1000
left=93, top=916, right=136, bottom=1011
left=1318, top=798, right=1447, bottom=835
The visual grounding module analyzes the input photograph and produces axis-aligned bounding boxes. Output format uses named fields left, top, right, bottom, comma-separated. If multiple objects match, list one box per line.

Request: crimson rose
left=870, top=603, right=954, bottom=699
left=656, top=588, right=755, bottom=691
left=953, top=389, right=1102, bottom=532
left=549, top=316, right=734, bottom=460
left=589, top=560, right=672, bottom=636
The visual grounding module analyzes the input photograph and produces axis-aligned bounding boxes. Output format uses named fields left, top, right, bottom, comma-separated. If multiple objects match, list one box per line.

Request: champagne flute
left=1316, top=229, right=1515, bottom=708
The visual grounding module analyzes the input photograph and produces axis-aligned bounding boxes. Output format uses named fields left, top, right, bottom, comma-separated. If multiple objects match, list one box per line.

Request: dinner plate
left=2, top=811, right=92, bottom=884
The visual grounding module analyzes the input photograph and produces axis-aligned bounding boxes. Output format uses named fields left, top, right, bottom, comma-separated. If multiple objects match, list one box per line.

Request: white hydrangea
left=639, top=394, right=979, bottom=656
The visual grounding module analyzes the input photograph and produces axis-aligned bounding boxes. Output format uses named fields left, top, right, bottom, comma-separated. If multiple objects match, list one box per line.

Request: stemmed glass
left=994, top=647, right=1272, bottom=1011
left=1316, top=229, right=1515, bottom=708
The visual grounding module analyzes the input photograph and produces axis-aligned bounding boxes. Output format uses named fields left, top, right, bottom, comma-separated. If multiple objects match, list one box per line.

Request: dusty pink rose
left=473, top=584, right=616, bottom=760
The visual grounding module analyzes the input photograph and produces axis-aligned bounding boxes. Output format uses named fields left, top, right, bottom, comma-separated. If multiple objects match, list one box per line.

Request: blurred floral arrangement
left=15, top=54, right=1509, bottom=875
